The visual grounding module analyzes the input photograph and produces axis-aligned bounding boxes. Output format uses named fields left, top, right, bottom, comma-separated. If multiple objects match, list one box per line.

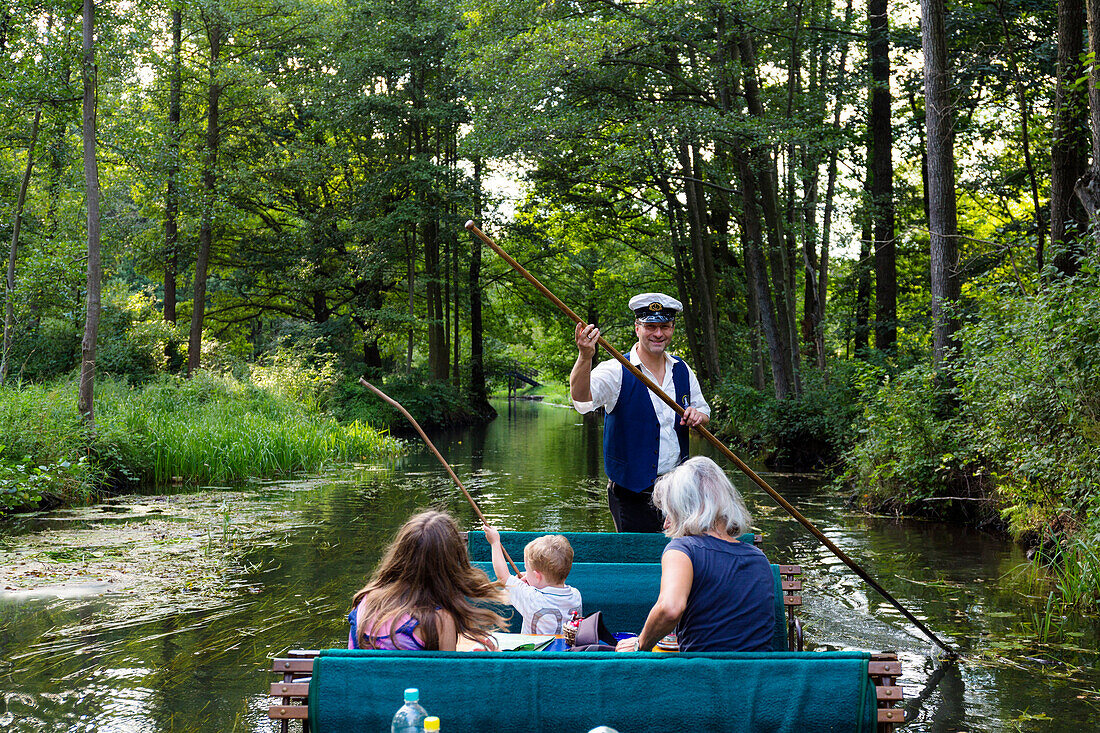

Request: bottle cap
left=424, top=716, right=440, bottom=731
left=403, top=688, right=419, bottom=703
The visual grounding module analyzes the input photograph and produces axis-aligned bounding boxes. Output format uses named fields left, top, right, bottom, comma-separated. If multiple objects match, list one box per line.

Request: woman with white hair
left=615, top=456, right=775, bottom=652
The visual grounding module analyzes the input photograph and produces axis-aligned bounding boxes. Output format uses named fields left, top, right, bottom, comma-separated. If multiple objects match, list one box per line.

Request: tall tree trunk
left=188, top=16, right=221, bottom=374
left=164, top=3, right=181, bottom=325
left=406, top=229, right=414, bottom=370
left=742, top=230, right=767, bottom=389
left=679, top=139, right=720, bottom=383
left=869, top=0, right=896, bottom=352
left=736, top=28, right=800, bottom=395
left=739, top=153, right=791, bottom=400
left=452, top=229, right=461, bottom=389
left=1074, top=0, right=1100, bottom=247
left=922, top=0, right=960, bottom=368
left=814, top=0, right=854, bottom=371
left=450, top=132, right=461, bottom=389
left=1051, top=0, right=1088, bottom=276
left=2, top=108, right=42, bottom=384
left=648, top=148, right=701, bottom=364
left=726, top=29, right=790, bottom=398
left=425, top=216, right=447, bottom=381
left=78, top=0, right=101, bottom=424
left=855, top=222, right=872, bottom=357
left=783, top=0, right=809, bottom=379
left=468, top=159, right=493, bottom=415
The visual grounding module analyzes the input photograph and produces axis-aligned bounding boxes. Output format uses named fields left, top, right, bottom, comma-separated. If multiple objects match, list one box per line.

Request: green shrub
left=334, top=369, right=477, bottom=431
left=838, top=361, right=973, bottom=508
left=6, top=317, right=80, bottom=382
left=0, top=444, right=94, bottom=511
left=250, top=342, right=340, bottom=413
left=710, top=366, right=860, bottom=469
left=955, top=265, right=1100, bottom=537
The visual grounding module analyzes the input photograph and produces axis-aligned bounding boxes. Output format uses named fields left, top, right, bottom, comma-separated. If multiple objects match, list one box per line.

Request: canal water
left=1, top=399, right=1098, bottom=731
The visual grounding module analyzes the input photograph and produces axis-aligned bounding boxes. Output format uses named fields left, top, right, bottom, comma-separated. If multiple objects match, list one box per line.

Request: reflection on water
left=1, top=398, right=1098, bottom=731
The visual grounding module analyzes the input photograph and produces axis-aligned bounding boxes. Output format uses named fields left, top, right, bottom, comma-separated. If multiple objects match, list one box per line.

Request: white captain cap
left=628, top=292, right=682, bottom=323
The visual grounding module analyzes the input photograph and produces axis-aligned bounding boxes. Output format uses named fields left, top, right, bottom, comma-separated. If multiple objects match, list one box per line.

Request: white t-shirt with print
left=505, top=575, right=583, bottom=635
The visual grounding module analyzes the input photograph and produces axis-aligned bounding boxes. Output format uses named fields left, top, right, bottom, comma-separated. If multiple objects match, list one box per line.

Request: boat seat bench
left=470, top=560, right=802, bottom=652
left=465, top=530, right=761, bottom=565
left=466, top=531, right=804, bottom=651
left=269, top=649, right=905, bottom=732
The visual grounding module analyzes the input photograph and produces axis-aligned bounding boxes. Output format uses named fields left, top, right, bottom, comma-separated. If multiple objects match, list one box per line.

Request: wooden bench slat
left=272, top=659, right=315, bottom=673
left=868, top=661, right=902, bottom=675
left=270, top=682, right=310, bottom=696
left=878, top=708, right=906, bottom=723
left=777, top=565, right=801, bottom=574
left=875, top=685, right=903, bottom=701
left=783, top=595, right=802, bottom=606
left=781, top=579, right=802, bottom=591
left=269, top=706, right=309, bottom=720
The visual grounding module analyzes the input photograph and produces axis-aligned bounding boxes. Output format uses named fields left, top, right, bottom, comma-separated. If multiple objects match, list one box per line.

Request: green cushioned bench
left=269, top=649, right=906, bottom=732
left=465, top=530, right=758, bottom=564
left=470, top=559, right=801, bottom=652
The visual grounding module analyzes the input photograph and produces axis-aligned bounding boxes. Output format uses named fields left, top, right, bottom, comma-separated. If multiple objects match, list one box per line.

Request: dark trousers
left=607, top=480, right=664, bottom=533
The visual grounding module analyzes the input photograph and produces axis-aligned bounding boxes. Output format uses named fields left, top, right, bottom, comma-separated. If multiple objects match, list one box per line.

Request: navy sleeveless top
left=603, top=357, right=691, bottom=491
left=663, top=535, right=775, bottom=652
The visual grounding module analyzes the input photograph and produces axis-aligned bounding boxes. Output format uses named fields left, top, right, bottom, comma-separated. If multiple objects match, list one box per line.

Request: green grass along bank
left=0, top=371, right=404, bottom=513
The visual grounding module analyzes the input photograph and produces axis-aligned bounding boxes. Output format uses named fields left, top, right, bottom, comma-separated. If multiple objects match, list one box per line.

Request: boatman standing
left=570, top=293, right=710, bottom=532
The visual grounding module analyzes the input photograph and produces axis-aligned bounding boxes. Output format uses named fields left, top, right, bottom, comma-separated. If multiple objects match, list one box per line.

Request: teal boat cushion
left=473, top=560, right=788, bottom=652
left=309, top=649, right=877, bottom=733
left=466, top=530, right=757, bottom=564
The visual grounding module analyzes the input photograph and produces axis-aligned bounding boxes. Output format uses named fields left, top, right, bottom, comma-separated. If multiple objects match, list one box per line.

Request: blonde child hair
left=524, top=534, right=574, bottom=585
left=350, top=510, right=506, bottom=650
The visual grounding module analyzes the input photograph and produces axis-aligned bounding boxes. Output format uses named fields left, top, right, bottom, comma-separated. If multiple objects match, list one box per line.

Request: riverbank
left=0, top=370, right=402, bottom=513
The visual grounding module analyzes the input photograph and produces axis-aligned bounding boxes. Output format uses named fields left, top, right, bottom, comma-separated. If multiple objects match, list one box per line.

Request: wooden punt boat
left=268, top=531, right=906, bottom=732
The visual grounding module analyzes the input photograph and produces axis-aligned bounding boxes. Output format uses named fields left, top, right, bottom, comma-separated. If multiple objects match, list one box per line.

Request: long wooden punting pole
left=359, top=377, right=523, bottom=577
left=466, top=219, right=959, bottom=657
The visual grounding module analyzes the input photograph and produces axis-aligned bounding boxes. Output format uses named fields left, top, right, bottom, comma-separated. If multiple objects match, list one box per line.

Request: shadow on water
left=1, top=398, right=1098, bottom=731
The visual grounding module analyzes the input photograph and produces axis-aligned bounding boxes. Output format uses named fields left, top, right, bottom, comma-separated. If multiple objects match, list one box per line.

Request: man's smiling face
left=635, top=320, right=674, bottom=357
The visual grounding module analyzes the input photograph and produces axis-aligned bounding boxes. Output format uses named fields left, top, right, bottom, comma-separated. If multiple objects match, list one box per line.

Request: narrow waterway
left=1, top=398, right=1098, bottom=731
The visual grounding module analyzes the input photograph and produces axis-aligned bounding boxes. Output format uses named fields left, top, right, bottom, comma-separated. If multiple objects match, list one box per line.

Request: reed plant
left=1048, top=525, right=1100, bottom=610
left=0, top=369, right=400, bottom=510
left=96, top=372, right=401, bottom=485
left=0, top=380, right=88, bottom=463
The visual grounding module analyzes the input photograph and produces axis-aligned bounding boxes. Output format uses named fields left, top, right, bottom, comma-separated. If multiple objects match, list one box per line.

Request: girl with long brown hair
left=348, top=510, right=507, bottom=651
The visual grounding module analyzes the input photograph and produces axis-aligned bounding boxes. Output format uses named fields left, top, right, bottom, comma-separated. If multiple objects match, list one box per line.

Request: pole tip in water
left=465, top=220, right=476, bottom=230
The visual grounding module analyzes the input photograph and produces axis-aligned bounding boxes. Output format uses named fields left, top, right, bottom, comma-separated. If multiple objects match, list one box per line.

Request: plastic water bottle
left=390, top=688, right=428, bottom=733
left=424, top=717, right=440, bottom=731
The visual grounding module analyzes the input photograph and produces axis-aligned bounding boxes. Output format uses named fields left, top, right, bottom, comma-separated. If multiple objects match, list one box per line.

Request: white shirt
left=572, top=346, right=710, bottom=475
left=505, top=575, right=583, bottom=635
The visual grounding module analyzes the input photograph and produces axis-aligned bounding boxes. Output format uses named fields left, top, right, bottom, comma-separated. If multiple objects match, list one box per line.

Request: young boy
left=482, top=524, right=582, bottom=635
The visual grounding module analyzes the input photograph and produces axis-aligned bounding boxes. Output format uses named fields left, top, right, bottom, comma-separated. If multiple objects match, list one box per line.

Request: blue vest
left=603, top=357, right=691, bottom=491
